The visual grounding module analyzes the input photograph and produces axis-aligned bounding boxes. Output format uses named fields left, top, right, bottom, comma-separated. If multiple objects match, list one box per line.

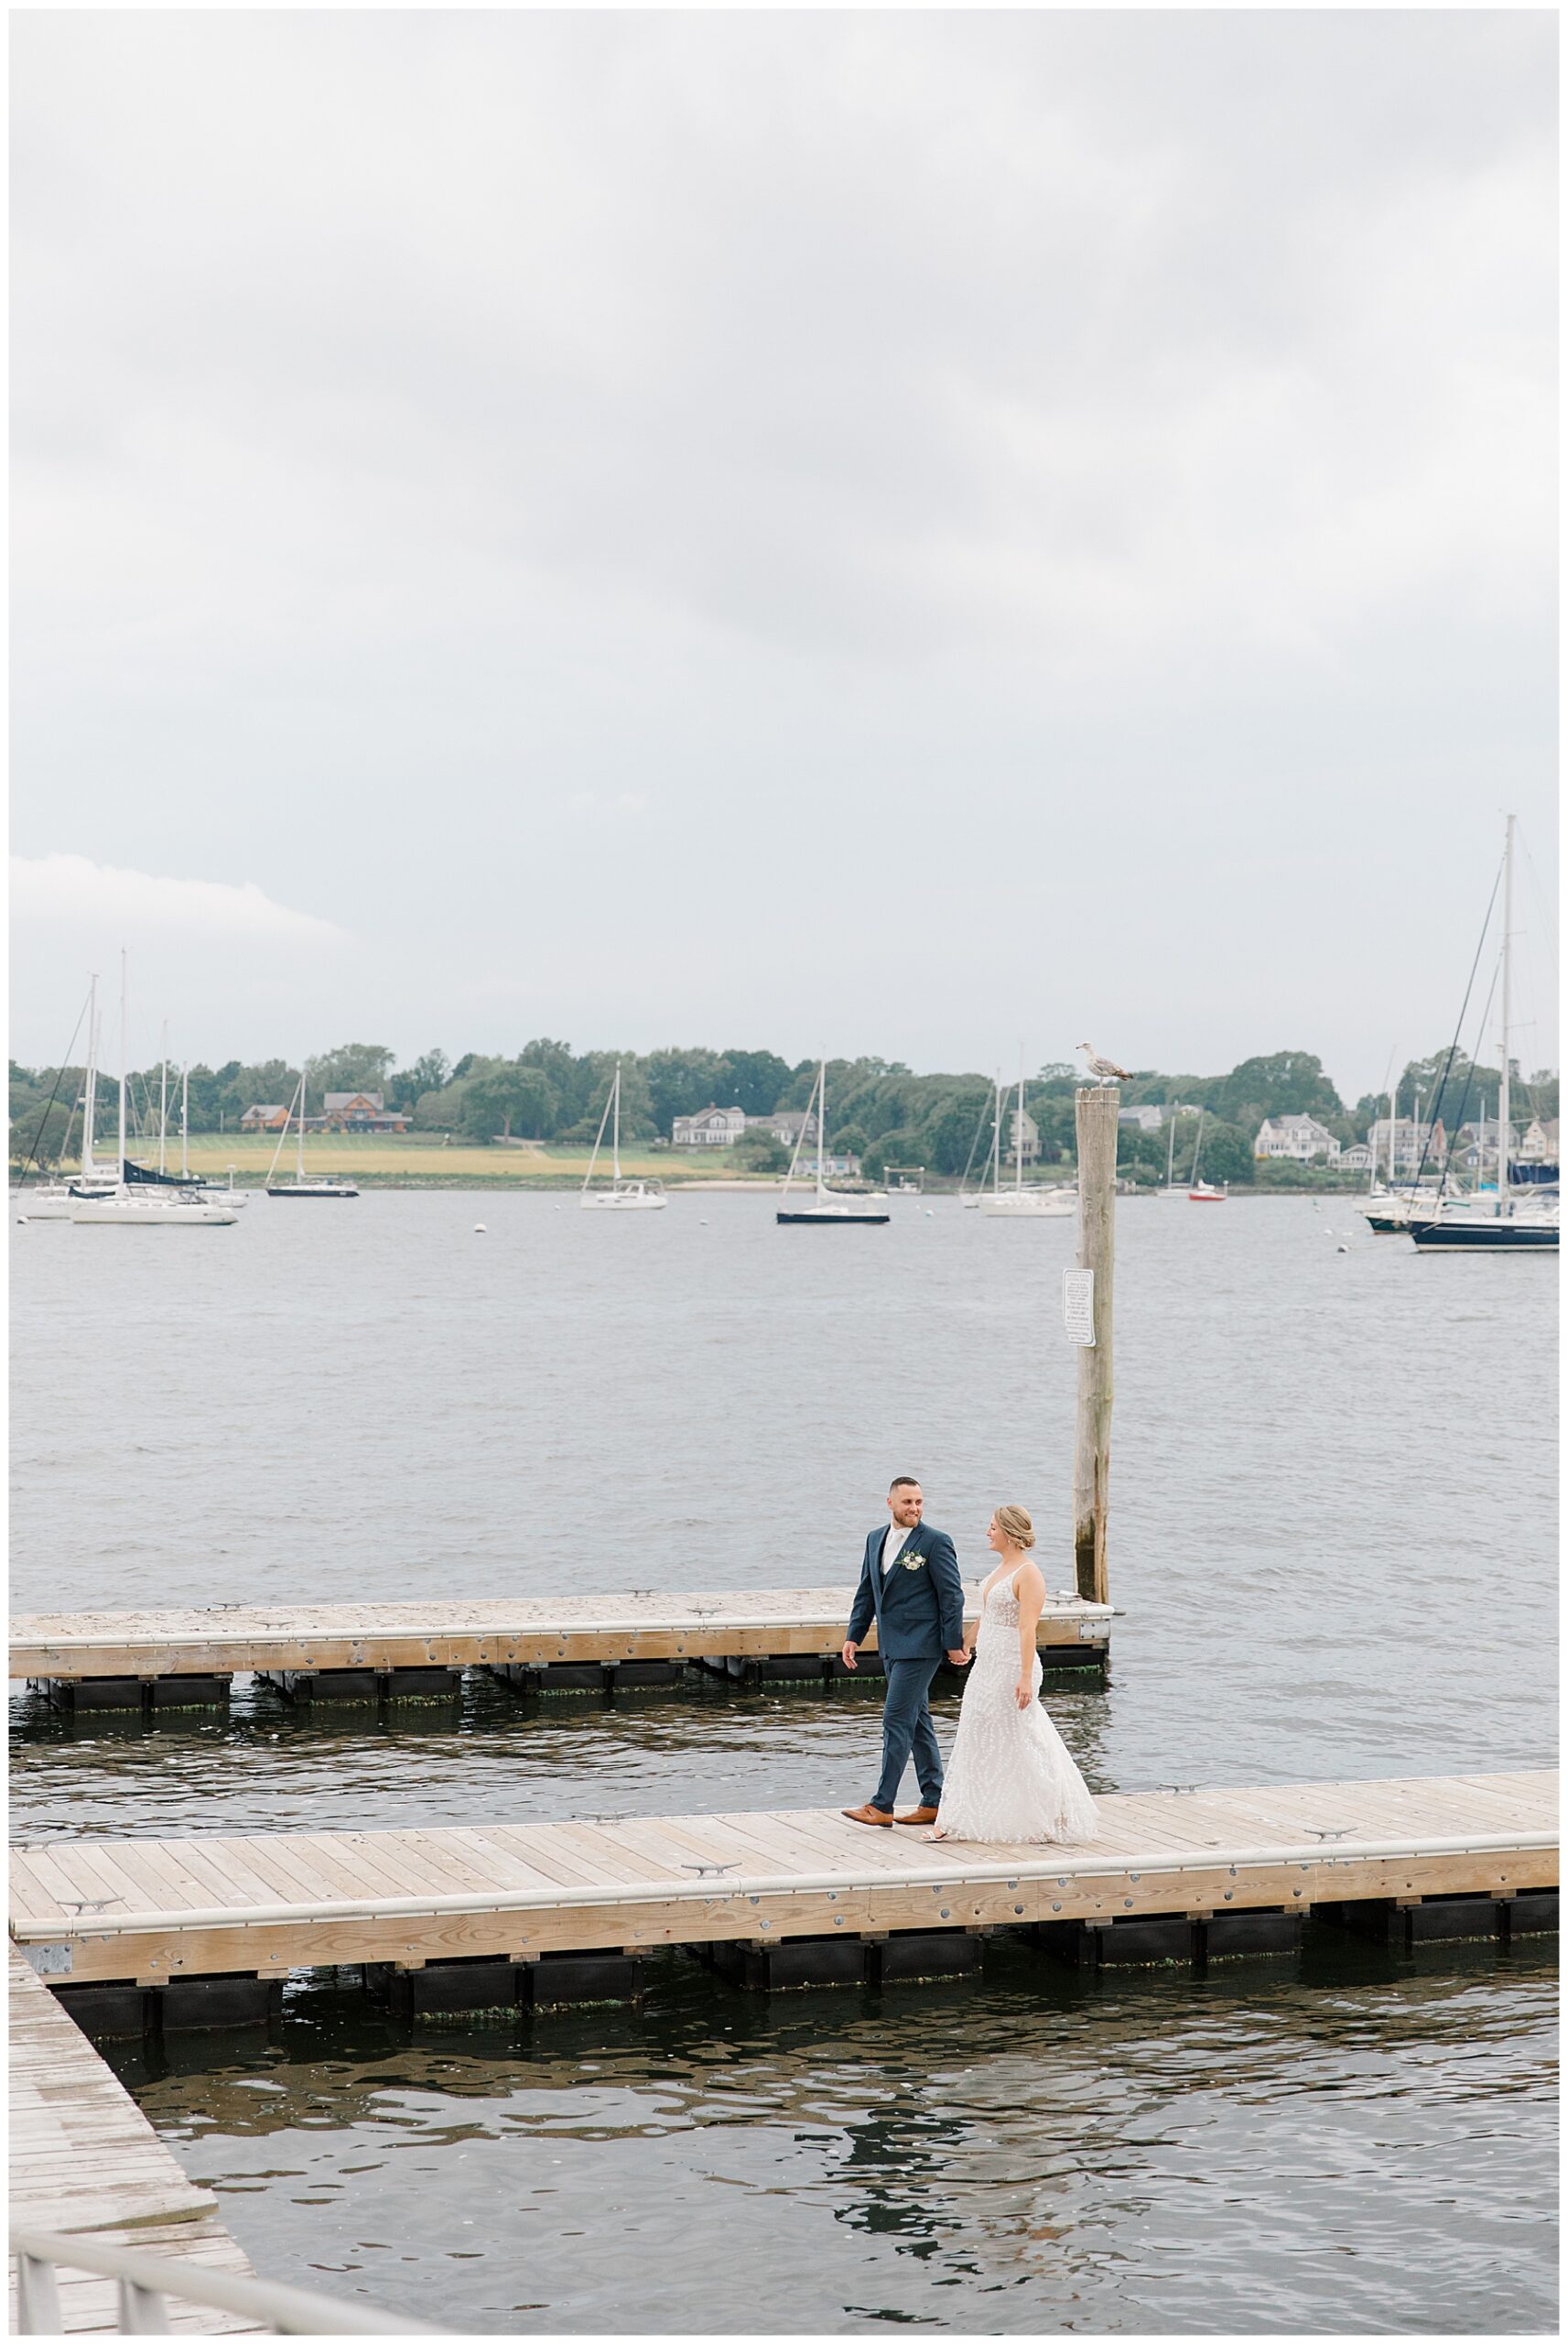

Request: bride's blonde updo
left=993, top=1503, right=1035, bottom=1549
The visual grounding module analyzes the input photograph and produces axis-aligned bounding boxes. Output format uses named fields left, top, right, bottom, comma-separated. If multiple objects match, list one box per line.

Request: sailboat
left=17, top=978, right=122, bottom=1219
left=777, top=1061, right=890, bottom=1224
left=957, top=1081, right=1000, bottom=1210
left=580, top=1064, right=665, bottom=1210
left=71, top=957, right=238, bottom=1225
left=1158, top=1104, right=1187, bottom=1198
left=980, top=1071, right=1075, bottom=1216
left=1186, top=1109, right=1227, bottom=1200
left=1412, top=815, right=1558, bottom=1254
left=265, top=1073, right=359, bottom=1199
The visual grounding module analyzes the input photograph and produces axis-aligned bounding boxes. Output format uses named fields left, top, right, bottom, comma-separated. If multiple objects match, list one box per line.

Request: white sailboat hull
left=979, top=1188, right=1076, bottom=1218
left=71, top=1193, right=238, bottom=1226
left=580, top=1183, right=666, bottom=1210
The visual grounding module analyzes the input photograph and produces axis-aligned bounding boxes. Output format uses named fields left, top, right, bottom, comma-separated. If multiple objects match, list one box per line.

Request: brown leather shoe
left=892, top=1806, right=940, bottom=1826
left=841, top=1804, right=894, bottom=1827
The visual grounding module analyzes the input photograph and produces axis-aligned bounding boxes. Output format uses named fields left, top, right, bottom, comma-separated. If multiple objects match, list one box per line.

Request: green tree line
left=10, top=1038, right=1558, bottom=1175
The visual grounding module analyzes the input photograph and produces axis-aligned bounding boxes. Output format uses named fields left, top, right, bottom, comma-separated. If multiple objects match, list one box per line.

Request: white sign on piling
left=1062, top=1267, right=1096, bottom=1346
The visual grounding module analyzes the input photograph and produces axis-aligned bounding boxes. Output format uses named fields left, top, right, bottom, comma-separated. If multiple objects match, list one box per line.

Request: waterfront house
left=1008, top=1108, right=1041, bottom=1163
left=672, top=1104, right=748, bottom=1146
left=1117, top=1104, right=1165, bottom=1133
left=240, top=1103, right=292, bottom=1132
left=1368, top=1116, right=1447, bottom=1175
left=672, top=1104, right=819, bottom=1148
left=1339, top=1142, right=1376, bottom=1172
left=752, top=1109, right=818, bottom=1147
left=1254, top=1113, right=1342, bottom=1163
left=319, top=1091, right=410, bottom=1134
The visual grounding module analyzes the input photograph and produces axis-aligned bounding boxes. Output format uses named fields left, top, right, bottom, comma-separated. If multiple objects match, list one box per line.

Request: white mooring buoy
left=473, top=1223, right=487, bottom=1234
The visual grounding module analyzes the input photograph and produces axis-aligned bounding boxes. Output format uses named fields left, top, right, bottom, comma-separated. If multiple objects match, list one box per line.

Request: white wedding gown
left=935, top=1569, right=1098, bottom=1843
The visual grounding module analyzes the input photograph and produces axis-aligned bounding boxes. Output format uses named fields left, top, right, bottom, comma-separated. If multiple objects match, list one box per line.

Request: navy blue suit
left=847, top=1521, right=965, bottom=1812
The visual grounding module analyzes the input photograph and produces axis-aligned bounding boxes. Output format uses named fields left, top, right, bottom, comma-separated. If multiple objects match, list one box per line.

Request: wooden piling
left=1072, top=1085, right=1119, bottom=1604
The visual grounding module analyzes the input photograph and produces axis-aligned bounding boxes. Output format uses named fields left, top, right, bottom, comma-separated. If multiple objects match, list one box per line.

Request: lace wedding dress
left=935, top=1569, right=1098, bottom=1843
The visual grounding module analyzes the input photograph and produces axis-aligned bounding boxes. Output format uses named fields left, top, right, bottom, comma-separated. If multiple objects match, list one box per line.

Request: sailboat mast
left=1498, top=812, right=1514, bottom=1212
left=1165, top=1108, right=1176, bottom=1190
left=297, top=1070, right=307, bottom=1180
left=816, top=1061, right=827, bottom=1193
left=611, top=1065, right=622, bottom=1183
left=1015, top=1072, right=1024, bottom=1191
left=991, top=1079, right=1001, bottom=1194
left=117, top=950, right=128, bottom=1183
left=81, top=975, right=99, bottom=1176
left=181, top=1065, right=189, bottom=1180
left=158, top=1025, right=169, bottom=1174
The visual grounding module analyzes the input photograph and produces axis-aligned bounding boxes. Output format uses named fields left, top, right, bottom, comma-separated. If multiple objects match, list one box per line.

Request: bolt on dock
left=11, top=1584, right=1117, bottom=1710
left=12, top=1771, right=1554, bottom=2025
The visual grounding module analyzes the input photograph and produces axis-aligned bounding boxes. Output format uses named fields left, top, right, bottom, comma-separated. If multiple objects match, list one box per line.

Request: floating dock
left=8, top=1948, right=261, bottom=2333
left=13, top=1771, right=1554, bottom=2023
left=11, top=1584, right=1117, bottom=1710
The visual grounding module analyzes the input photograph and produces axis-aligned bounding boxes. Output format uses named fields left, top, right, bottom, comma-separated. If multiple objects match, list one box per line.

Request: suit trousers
left=871, top=1656, right=945, bottom=1811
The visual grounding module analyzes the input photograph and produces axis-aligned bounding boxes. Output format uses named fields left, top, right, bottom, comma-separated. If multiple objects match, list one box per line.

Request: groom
left=840, top=1476, right=968, bottom=1828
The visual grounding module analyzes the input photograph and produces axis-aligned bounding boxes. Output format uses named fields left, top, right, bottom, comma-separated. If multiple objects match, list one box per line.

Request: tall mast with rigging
left=1498, top=812, right=1514, bottom=1212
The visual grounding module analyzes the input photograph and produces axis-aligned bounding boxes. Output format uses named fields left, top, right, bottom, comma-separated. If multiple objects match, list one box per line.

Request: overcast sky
left=11, top=11, right=1557, bottom=1100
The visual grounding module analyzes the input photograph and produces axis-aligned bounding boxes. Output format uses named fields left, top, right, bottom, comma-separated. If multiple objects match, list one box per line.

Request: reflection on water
left=109, top=1944, right=1555, bottom=2335
left=11, top=1670, right=1118, bottom=1839
left=11, top=1194, right=1558, bottom=2330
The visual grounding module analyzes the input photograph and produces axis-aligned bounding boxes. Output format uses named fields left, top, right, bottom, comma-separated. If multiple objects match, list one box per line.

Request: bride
left=925, top=1504, right=1097, bottom=1844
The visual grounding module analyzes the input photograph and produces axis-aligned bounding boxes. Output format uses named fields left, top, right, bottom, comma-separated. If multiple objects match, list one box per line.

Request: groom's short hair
left=889, top=1474, right=921, bottom=1492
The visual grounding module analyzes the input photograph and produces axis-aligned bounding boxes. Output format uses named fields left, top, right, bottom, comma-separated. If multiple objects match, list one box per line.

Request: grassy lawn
left=101, top=1133, right=777, bottom=1188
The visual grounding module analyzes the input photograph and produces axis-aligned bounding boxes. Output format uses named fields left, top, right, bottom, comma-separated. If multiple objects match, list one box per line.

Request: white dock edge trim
left=11, top=1829, right=1556, bottom=1941
left=9, top=2224, right=438, bottom=2335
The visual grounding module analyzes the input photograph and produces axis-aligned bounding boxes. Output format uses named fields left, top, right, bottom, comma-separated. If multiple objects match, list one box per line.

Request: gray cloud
left=11, top=11, right=1556, bottom=1093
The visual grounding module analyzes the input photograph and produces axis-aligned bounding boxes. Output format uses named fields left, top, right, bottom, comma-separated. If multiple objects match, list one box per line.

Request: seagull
left=1077, top=1041, right=1132, bottom=1083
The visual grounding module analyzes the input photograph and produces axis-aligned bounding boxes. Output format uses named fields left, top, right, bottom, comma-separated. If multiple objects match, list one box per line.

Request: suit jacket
left=847, top=1521, right=964, bottom=1663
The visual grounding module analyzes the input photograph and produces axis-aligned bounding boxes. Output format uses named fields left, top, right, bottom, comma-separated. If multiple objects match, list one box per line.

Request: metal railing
left=10, top=2224, right=438, bottom=2334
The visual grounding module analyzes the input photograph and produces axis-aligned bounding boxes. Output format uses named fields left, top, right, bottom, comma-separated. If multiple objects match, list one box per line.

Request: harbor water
left=10, top=1190, right=1558, bottom=2331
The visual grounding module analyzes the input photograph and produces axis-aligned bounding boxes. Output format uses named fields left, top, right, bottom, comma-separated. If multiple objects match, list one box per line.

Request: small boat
left=265, top=1073, right=359, bottom=1198
left=580, top=1065, right=666, bottom=1210
left=979, top=1072, right=1076, bottom=1217
left=777, top=1061, right=889, bottom=1224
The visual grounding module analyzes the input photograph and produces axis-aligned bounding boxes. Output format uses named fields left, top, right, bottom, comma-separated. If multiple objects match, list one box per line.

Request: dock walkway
left=12, top=1771, right=1554, bottom=2008
left=8, top=1949, right=261, bottom=2333
left=12, top=1583, right=1116, bottom=1709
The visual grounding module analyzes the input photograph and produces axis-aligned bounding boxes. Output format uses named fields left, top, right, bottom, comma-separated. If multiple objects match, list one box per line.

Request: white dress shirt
left=881, top=1520, right=915, bottom=1576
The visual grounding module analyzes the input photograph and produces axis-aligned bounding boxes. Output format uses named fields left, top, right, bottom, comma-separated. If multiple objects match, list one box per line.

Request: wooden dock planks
left=8, top=1950, right=262, bottom=2333
left=10, top=1772, right=1555, bottom=1988
left=10, top=1584, right=1116, bottom=1683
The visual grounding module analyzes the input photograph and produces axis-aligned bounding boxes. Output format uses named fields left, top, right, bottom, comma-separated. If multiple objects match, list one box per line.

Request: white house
left=1007, top=1108, right=1041, bottom=1164
left=1254, top=1113, right=1341, bottom=1163
left=1117, top=1104, right=1164, bottom=1133
left=1519, top=1117, right=1559, bottom=1164
left=1339, top=1142, right=1376, bottom=1172
left=747, top=1110, right=818, bottom=1146
left=1368, top=1116, right=1445, bottom=1175
left=671, top=1105, right=749, bottom=1147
